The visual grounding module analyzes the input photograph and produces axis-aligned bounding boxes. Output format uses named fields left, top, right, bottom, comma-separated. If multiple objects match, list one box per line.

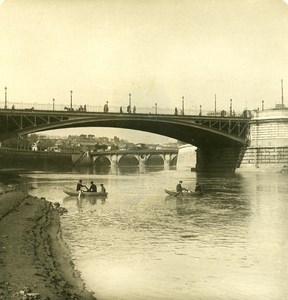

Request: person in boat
left=176, top=181, right=188, bottom=194
left=100, top=183, right=106, bottom=193
left=195, top=182, right=203, bottom=195
left=88, top=181, right=97, bottom=192
left=76, top=180, right=87, bottom=191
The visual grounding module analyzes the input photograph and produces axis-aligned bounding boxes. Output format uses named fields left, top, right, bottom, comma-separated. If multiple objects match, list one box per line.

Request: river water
left=19, top=166, right=288, bottom=300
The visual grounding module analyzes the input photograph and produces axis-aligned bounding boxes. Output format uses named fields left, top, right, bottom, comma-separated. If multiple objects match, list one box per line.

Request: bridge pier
left=139, top=154, right=146, bottom=167
left=163, top=154, right=172, bottom=168
left=196, top=146, right=243, bottom=173
left=239, top=109, right=288, bottom=172
left=110, top=155, right=117, bottom=167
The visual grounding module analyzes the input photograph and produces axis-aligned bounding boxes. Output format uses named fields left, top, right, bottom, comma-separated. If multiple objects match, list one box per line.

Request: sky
left=0, top=0, right=288, bottom=143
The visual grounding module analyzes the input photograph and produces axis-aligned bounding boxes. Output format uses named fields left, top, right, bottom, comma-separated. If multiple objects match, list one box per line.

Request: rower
left=176, top=181, right=188, bottom=195
left=76, top=179, right=87, bottom=191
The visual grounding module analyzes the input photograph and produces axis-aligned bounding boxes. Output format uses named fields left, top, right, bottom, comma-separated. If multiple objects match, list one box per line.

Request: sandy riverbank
left=0, top=188, right=96, bottom=300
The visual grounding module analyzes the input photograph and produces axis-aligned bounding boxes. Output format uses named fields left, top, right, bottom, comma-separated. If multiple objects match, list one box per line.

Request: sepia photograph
left=0, top=0, right=288, bottom=299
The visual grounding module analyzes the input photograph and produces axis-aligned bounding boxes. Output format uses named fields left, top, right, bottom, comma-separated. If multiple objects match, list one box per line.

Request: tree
left=113, top=136, right=120, bottom=144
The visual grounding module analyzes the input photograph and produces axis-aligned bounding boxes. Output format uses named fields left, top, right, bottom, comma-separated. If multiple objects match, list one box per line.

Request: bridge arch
left=146, top=154, right=164, bottom=166
left=93, top=156, right=111, bottom=166
left=118, top=154, right=139, bottom=166
left=170, top=154, right=178, bottom=166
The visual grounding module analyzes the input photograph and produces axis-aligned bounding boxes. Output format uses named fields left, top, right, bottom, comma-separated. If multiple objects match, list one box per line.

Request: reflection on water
left=72, top=165, right=166, bottom=175
left=20, top=167, right=288, bottom=300
left=63, top=196, right=107, bottom=212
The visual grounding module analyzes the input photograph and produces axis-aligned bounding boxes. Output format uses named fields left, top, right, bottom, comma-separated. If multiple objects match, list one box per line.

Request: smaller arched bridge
left=72, top=149, right=178, bottom=167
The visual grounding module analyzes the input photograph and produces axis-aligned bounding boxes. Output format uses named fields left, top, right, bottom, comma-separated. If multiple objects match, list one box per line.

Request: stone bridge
left=72, top=149, right=178, bottom=167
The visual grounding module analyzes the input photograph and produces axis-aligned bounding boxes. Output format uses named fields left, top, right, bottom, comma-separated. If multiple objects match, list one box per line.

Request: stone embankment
left=0, top=187, right=96, bottom=300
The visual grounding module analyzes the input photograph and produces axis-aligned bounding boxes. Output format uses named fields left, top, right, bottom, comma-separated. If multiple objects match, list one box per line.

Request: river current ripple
left=24, top=167, right=288, bottom=300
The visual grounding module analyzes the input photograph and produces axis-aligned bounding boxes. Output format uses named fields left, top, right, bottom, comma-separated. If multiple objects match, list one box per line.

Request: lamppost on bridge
left=182, top=96, right=184, bottom=115
left=199, top=105, right=202, bottom=116
left=262, top=100, right=264, bottom=111
left=281, top=79, right=284, bottom=108
left=155, top=102, right=158, bottom=114
left=129, top=94, right=132, bottom=109
left=230, top=99, right=233, bottom=116
left=53, top=98, right=55, bottom=111
left=214, top=94, right=217, bottom=116
left=70, top=90, right=73, bottom=110
left=4, top=87, right=7, bottom=109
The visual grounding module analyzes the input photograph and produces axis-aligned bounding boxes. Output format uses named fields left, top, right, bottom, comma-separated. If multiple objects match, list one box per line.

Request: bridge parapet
left=0, top=101, right=245, bottom=117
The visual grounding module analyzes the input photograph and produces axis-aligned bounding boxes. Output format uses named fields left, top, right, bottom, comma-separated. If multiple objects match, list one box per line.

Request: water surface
left=22, top=167, right=288, bottom=299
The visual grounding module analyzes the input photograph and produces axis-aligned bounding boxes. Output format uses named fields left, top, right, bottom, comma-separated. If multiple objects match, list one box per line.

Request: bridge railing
left=89, top=148, right=179, bottom=155
left=0, top=101, right=245, bottom=117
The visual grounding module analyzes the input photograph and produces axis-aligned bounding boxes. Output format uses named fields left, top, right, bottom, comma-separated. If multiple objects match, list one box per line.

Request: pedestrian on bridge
left=104, top=101, right=109, bottom=113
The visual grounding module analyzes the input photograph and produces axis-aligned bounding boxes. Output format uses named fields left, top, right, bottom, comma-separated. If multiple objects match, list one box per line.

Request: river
left=19, top=166, right=288, bottom=300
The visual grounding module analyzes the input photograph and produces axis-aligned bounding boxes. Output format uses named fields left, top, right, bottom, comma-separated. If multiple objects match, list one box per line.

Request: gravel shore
left=0, top=188, right=96, bottom=300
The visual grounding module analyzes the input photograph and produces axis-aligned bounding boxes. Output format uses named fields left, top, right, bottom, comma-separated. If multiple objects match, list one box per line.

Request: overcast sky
left=0, top=0, right=288, bottom=143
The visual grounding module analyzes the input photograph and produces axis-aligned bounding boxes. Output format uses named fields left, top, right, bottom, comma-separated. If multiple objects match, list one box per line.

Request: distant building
left=31, top=143, right=38, bottom=151
left=45, top=147, right=61, bottom=152
left=31, top=140, right=40, bottom=151
left=136, top=143, right=148, bottom=150
left=156, top=143, right=178, bottom=150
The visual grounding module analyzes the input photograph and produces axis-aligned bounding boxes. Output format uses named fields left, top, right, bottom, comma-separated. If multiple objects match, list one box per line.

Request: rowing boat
left=165, top=188, right=202, bottom=197
left=63, top=187, right=108, bottom=197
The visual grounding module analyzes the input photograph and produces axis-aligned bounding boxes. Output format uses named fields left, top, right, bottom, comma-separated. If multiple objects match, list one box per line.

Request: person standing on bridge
left=104, top=101, right=109, bottom=113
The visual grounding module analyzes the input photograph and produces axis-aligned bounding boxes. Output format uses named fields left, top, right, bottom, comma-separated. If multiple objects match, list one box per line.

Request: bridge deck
left=0, top=109, right=250, bottom=147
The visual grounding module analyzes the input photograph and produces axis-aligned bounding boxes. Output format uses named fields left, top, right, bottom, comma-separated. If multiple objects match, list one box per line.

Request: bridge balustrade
left=0, top=101, right=244, bottom=117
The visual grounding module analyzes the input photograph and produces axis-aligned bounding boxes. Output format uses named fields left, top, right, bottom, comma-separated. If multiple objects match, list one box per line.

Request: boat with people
left=63, top=187, right=108, bottom=197
left=165, top=188, right=202, bottom=197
